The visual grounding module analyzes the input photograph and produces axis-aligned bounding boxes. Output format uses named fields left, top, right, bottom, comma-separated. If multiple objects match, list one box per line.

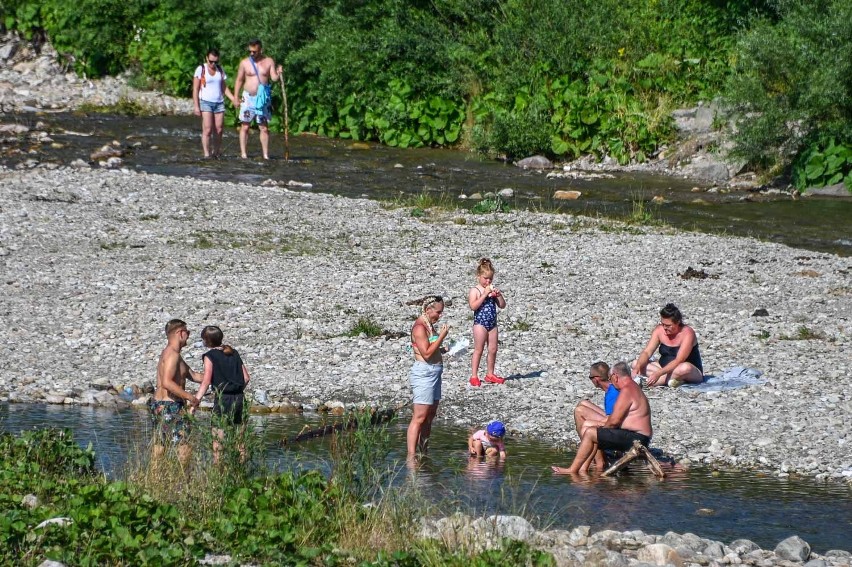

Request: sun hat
left=486, top=420, right=506, bottom=438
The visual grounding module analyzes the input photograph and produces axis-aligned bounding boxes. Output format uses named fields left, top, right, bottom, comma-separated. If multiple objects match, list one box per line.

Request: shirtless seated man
left=553, top=361, right=652, bottom=474
left=573, top=361, right=619, bottom=470
left=150, top=319, right=202, bottom=464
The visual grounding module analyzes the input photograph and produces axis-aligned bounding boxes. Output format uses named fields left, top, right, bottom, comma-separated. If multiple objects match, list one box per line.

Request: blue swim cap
left=486, top=420, right=506, bottom=438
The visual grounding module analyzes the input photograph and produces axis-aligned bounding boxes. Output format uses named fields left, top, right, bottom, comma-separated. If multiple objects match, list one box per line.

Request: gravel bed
left=1, top=166, right=850, bottom=487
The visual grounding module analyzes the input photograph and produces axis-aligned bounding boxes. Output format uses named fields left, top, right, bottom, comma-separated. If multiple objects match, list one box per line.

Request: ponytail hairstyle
left=201, top=325, right=234, bottom=355
left=659, top=303, right=684, bottom=325
left=476, top=257, right=495, bottom=277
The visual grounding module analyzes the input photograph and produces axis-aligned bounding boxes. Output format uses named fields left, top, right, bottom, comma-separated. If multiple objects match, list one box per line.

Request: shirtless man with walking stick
left=233, top=38, right=282, bottom=160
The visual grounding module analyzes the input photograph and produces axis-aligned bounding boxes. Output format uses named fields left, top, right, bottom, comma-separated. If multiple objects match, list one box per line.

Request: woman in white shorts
left=192, top=48, right=236, bottom=158
left=407, top=295, right=450, bottom=458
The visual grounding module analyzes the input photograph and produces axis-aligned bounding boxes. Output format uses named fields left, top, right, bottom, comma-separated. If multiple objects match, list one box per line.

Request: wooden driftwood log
left=602, top=440, right=666, bottom=479
left=280, top=403, right=405, bottom=446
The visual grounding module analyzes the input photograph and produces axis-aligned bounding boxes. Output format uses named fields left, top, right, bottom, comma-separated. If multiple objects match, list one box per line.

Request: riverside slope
left=0, top=167, right=850, bottom=484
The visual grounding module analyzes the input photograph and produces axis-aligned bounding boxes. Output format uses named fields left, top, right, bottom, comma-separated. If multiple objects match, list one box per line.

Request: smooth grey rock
left=515, top=155, right=553, bottom=169
left=583, top=546, right=629, bottom=567
left=704, top=541, right=725, bottom=558
left=803, top=182, right=851, bottom=197
left=471, top=515, right=536, bottom=543
left=803, top=560, right=827, bottom=567
left=775, top=535, right=811, bottom=562
left=498, top=188, right=514, bottom=198
left=636, top=543, right=684, bottom=566
left=37, top=561, right=66, bottom=567
left=730, top=539, right=761, bottom=554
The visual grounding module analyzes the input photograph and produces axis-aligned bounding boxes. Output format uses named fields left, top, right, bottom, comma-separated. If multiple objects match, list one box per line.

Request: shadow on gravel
left=507, top=370, right=545, bottom=381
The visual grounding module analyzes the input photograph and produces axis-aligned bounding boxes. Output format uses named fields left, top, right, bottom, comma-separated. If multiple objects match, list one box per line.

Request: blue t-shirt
left=604, top=384, right=619, bottom=415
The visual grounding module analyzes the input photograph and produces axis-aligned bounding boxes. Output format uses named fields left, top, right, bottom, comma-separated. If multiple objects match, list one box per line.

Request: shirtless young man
left=233, top=38, right=282, bottom=160
left=150, top=319, right=202, bottom=464
left=552, top=362, right=652, bottom=474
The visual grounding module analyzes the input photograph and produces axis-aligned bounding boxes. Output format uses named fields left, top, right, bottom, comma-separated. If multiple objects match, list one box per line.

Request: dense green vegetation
left=2, top=0, right=850, bottom=190
left=0, top=424, right=554, bottom=565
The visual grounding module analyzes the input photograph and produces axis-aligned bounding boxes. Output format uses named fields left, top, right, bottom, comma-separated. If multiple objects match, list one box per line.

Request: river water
left=4, top=112, right=851, bottom=256
left=3, top=403, right=851, bottom=553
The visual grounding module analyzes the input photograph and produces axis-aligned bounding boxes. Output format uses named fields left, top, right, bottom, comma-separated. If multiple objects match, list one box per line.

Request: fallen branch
left=602, top=440, right=666, bottom=479
left=280, top=401, right=408, bottom=446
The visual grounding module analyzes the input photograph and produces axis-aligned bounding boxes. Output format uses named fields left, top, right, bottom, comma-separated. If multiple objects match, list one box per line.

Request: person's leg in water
left=212, top=111, right=225, bottom=157
left=407, top=403, right=432, bottom=457
left=239, top=123, right=250, bottom=159
left=258, top=123, right=270, bottom=160
left=574, top=400, right=607, bottom=469
left=201, top=111, right=214, bottom=157
left=470, top=323, right=488, bottom=383
left=419, top=402, right=439, bottom=452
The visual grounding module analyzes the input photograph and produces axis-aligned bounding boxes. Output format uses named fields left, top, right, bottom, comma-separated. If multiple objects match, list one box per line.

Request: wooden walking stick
left=278, top=72, right=290, bottom=161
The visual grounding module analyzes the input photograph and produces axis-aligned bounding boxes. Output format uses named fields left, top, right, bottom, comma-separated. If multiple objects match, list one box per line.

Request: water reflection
left=2, top=403, right=851, bottom=553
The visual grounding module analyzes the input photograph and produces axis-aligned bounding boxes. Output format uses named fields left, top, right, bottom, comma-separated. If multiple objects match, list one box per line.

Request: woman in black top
left=196, top=325, right=251, bottom=462
left=632, top=303, right=704, bottom=387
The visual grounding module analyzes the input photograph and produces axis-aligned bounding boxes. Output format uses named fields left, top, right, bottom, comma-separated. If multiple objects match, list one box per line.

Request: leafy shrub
left=726, top=0, right=852, bottom=185
left=792, top=138, right=852, bottom=191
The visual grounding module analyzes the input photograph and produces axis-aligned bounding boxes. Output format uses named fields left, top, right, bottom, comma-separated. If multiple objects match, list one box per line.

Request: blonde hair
left=476, top=258, right=495, bottom=277
left=421, top=295, right=444, bottom=312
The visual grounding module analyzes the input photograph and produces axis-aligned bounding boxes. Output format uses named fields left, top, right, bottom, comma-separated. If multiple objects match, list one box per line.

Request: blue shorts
left=410, top=361, right=442, bottom=405
left=200, top=99, right=225, bottom=113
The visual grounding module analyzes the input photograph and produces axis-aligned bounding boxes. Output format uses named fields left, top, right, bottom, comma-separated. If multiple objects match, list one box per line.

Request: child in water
left=468, top=258, right=507, bottom=386
left=468, top=420, right=507, bottom=459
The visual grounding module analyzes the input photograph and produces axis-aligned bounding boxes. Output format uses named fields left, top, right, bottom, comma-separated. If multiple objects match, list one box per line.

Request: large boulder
left=774, top=535, right=811, bottom=562
left=515, top=155, right=553, bottom=169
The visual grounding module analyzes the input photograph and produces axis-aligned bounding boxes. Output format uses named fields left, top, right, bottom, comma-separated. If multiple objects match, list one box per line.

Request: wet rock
left=0, top=123, right=29, bottom=134
left=90, top=145, right=124, bottom=161
left=803, top=182, right=852, bottom=198
left=69, top=159, right=91, bottom=169
left=553, top=190, right=582, bottom=200
left=752, top=308, right=769, bottom=317
left=515, top=155, right=553, bottom=169
left=774, top=535, right=811, bottom=562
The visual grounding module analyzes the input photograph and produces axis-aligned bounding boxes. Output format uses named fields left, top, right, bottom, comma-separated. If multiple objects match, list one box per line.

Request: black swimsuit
left=658, top=342, right=703, bottom=373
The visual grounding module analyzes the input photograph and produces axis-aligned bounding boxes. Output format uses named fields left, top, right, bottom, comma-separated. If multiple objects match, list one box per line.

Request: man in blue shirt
left=572, top=361, right=619, bottom=470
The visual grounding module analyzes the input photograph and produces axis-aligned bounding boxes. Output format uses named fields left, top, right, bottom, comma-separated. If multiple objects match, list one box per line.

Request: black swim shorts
left=213, top=392, right=246, bottom=426
left=597, top=427, right=651, bottom=451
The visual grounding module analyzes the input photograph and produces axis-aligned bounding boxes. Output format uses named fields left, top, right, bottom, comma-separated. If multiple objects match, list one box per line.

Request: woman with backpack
left=192, top=48, right=237, bottom=158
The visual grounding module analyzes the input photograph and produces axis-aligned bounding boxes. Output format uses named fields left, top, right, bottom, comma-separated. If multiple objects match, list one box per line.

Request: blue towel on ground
left=679, top=366, right=764, bottom=392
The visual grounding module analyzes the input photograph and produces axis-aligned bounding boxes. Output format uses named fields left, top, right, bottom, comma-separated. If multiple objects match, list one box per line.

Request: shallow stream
left=3, top=403, right=851, bottom=553
left=3, top=112, right=851, bottom=256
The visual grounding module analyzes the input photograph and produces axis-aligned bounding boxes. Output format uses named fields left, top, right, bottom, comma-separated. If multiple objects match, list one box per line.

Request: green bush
left=726, top=0, right=852, bottom=188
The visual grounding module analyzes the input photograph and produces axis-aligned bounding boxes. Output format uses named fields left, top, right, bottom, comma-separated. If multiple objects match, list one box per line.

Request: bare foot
left=551, top=466, right=575, bottom=474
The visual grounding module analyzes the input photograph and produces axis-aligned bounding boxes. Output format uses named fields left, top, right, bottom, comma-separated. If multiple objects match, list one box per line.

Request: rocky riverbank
left=1, top=166, right=850, bottom=488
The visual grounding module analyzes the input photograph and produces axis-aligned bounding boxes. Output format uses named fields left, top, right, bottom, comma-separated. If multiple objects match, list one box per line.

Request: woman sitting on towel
left=632, top=303, right=704, bottom=387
